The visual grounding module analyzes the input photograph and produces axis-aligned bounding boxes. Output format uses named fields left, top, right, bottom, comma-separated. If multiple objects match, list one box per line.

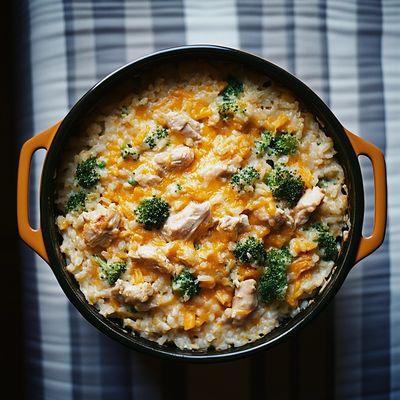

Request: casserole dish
left=17, top=45, right=387, bottom=362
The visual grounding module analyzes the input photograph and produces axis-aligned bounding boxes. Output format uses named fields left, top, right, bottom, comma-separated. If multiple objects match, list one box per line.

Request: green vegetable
left=75, top=157, right=100, bottom=189
left=66, top=191, right=87, bottom=213
left=95, top=256, right=126, bottom=285
left=128, top=176, right=137, bottom=186
left=218, top=76, right=245, bottom=120
left=230, top=166, right=260, bottom=192
left=317, top=178, right=336, bottom=188
left=120, top=106, right=129, bottom=118
left=121, top=143, right=140, bottom=160
left=233, top=236, right=267, bottom=266
left=97, top=160, right=106, bottom=169
left=172, top=269, right=200, bottom=302
left=254, top=130, right=272, bottom=156
left=266, top=167, right=305, bottom=206
left=175, top=184, right=182, bottom=193
left=255, top=130, right=298, bottom=157
left=221, top=76, right=244, bottom=98
left=258, top=248, right=292, bottom=302
left=311, top=223, right=338, bottom=260
left=269, top=132, right=298, bottom=156
left=134, top=196, right=170, bottom=230
left=144, top=127, right=169, bottom=150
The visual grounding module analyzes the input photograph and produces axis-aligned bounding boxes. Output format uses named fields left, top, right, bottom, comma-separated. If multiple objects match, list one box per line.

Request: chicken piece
left=293, top=186, right=324, bottom=226
left=162, top=202, right=211, bottom=241
left=134, top=173, right=162, bottom=187
left=231, top=279, right=258, bottom=320
left=218, top=214, right=250, bottom=234
left=132, top=244, right=173, bottom=274
left=253, top=207, right=294, bottom=229
left=112, top=279, right=154, bottom=306
left=166, top=111, right=202, bottom=141
left=197, top=274, right=216, bottom=289
left=83, top=207, right=121, bottom=248
left=154, top=145, right=194, bottom=170
left=199, top=155, right=242, bottom=181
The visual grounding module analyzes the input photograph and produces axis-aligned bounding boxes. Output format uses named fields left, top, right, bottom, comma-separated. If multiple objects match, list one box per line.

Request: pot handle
left=345, top=129, right=387, bottom=264
left=17, top=122, right=61, bottom=263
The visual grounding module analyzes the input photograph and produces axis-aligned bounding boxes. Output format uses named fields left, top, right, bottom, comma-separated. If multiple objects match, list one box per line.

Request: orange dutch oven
left=17, top=46, right=387, bottom=362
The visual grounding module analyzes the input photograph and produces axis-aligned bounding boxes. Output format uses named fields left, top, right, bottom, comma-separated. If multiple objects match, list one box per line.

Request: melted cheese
left=64, top=74, right=326, bottom=317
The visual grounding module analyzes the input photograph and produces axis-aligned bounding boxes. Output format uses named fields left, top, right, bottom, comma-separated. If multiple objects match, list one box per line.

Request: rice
left=56, top=62, right=349, bottom=350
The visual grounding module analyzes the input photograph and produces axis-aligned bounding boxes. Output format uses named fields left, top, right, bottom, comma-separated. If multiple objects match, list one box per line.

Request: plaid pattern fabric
left=16, top=0, right=399, bottom=399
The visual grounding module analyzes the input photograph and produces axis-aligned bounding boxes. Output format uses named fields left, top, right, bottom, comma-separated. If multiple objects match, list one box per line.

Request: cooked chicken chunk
left=83, top=207, right=121, bottom=248
left=197, top=274, right=216, bottom=289
left=231, top=279, right=258, bottom=320
left=293, top=187, right=324, bottom=226
left=218, top=214, right=250, bottom=234
left=166, top=111, right=202, bottom=141
left=112, top=279, right=154, bottom=305
left=253, top=207, right=294, bottom=229
left=199, top=155, right=242, bottom=181
left=132, top=244, right=173, bottom=274
left=162, top=202, right=211, bottom=241
left=134, top=173, right=162, bottom=187
left=154, top=145, right=194, bottom=170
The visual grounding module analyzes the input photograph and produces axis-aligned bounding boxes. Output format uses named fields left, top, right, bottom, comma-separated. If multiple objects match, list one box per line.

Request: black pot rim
left=40, top=45, right=364, bottom=362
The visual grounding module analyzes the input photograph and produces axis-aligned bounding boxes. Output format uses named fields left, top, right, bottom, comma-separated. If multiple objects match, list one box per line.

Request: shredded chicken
left=231, top=279, right=258, bottom=320
left=134, top=173, right=162, bottom=187
left=218, top=214, right=250, bottom=234
left=199, top=155, right=243, bottom=181
left=197, top=274, right=216, bottom=289
left=131, top=244, right=174, bottom=274
left=154, top=145, right=194, bottom=170
left=165, top=111, right=202, bottom=142
left=162, top=202, right=211, bottom=241
left=253, top=207, right=294, bottom=229
left=83, top=207, right=121, bottom=248
left=293, top=186, right=324, bottom=226
left=112, top=279, right=154, bottom=305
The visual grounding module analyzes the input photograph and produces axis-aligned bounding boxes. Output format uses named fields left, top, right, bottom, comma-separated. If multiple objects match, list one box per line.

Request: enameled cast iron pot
left=17, top=46, right=387, bottom=362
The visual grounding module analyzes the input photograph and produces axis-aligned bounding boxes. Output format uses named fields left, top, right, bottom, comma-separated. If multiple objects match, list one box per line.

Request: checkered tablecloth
left=16, top=1, right=399, bottom=399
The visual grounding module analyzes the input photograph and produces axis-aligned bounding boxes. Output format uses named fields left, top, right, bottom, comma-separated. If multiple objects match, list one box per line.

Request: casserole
left=17, top=45, right=387, bottom=362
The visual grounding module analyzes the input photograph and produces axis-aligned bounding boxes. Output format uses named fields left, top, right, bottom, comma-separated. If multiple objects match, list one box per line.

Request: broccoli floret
left=311, top=223, right=338, bottom=260
left=255, top=130, right=298, bottom=157
left=120, top=106, right=129, bottom=118
left=144, top=127, right=169, bottom=150
left=317, top=178, right=336, bottom=188
left=269, top=132, right=298, bottom=156
left=254, top=130, right=272, bottom=156
left=75, top=157, right=100, bottom=189
left=266, top=167, right=305, bottom=206
left=218, top=101, right=240, bottom=121
left=65, top=191, right=86, bottom=213
left=218, top=76, right=245, bottom=120
left=95, top=256, right=126, bottom=285
left=128, top=176, right=137, bottom=186
left=121, top=143, right=140, bottom=160
left=172, top=268, right=200, bottom=302
left=233, top=236, right=267, bottom=266
left=97, top=160, right=106, bottom=169
left=221, top=76, right=244, bottom=98
left=258, top=248, right=292, bottom=302
left=134, top=196, right=170, bottom=230
left=230, top=166, right=260, bottom=192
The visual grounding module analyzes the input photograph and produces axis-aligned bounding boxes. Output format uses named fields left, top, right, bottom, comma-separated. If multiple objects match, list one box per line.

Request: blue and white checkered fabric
left=16, top=0, right=400, bottom=399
